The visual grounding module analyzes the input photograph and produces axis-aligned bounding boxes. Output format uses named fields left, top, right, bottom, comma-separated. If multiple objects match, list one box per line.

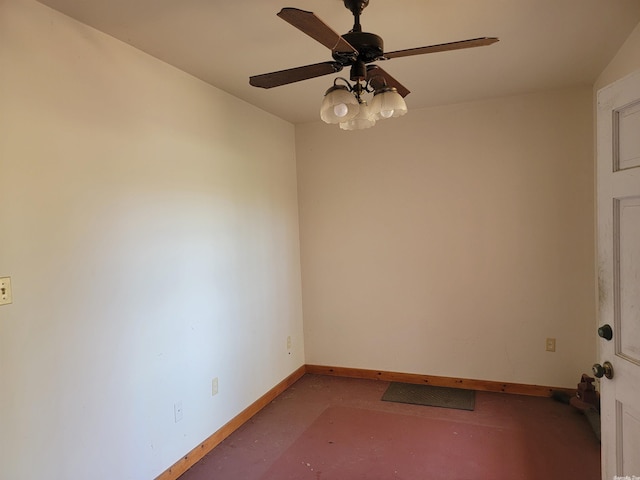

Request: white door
left=597, top=69, right=640, bottom=479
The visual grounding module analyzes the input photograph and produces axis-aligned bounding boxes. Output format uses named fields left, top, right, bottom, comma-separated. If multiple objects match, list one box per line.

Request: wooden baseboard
left=305, top=364, right=576, bottom=398
left=155, top=365, right=306, bottom=480
left=157, top=363, right=575, bottom=479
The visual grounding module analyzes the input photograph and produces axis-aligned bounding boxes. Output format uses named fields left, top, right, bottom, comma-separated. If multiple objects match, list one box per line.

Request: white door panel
left=597, top=69, right=640, bottom=479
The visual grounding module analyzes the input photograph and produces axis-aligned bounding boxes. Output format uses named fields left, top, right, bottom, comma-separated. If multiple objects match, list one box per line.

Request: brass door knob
left=592, top=361, right=614, bottom=379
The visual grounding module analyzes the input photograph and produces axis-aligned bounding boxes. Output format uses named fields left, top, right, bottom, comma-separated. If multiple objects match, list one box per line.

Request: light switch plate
left=212, top=377, right=219, bottom=396
left=0, top=277, right=12, bottom=306
left=174, top=401, right=183, bottom=422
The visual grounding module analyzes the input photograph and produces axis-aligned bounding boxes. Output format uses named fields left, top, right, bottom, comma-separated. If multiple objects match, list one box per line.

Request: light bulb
left=370, top=87, right=407, bottom=121
left=333, top=103, right=348, bottom=118
left=339, top=102, right=375, bottom=130
left=320, top=84, right=360, bottom=124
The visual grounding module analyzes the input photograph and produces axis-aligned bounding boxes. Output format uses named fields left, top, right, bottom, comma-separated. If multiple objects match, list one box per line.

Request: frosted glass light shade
left=320, top=86, right=360, bottom=124
left=370, top=87, right=407, bottom=120
left=339, top=103, right=376, bottom=130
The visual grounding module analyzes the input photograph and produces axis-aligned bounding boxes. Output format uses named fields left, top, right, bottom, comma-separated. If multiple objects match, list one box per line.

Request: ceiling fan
left=250, top=0, right=499, bottom=130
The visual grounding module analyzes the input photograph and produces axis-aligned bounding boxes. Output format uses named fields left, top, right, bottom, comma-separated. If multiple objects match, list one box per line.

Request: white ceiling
left=36, top=0, right=640, bottom=124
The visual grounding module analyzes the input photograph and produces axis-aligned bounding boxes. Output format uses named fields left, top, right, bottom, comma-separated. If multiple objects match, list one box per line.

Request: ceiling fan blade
left=366, top=65, right=410, bottom=98
left=383, top=37, right=499, bottom=60
left=250, top=61, right=343, bottom=89
left=277, top=7, right=358, bottom=55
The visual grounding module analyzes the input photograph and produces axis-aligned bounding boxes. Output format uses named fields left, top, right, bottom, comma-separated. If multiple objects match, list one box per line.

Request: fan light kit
left=250, top=0, right=499, bottom=131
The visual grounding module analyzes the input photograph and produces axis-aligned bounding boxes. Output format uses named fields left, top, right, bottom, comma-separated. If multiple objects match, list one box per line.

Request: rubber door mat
left=382, top=382, right=475, bottom=411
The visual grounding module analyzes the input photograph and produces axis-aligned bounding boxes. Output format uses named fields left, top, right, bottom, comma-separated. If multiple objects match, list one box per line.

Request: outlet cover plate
left=546, top=338, right=556, bottom=352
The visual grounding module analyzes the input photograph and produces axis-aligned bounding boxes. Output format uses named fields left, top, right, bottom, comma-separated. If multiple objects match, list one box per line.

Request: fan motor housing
left=334, top=31, right=384, bottom=65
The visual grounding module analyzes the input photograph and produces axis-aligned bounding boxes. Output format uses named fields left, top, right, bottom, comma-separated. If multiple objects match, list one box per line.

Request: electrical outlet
left=174, top=401, right=183, bottom=422
left=0, top=277, right=12, bottom=306
left=546, top=338, right=556, bottom=352
left=287, top=336, right=292, bottom=350
left=212, top=377, right=218, bottom=396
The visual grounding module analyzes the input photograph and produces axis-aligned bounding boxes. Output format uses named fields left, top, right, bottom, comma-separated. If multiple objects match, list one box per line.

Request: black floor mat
left=382, top=382, right=475, bottom=411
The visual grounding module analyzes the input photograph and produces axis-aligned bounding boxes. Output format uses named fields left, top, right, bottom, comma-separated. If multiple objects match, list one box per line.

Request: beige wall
left=0, top=1, right=303, bottom=479
left=297, top=87, right=595, bottom=388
